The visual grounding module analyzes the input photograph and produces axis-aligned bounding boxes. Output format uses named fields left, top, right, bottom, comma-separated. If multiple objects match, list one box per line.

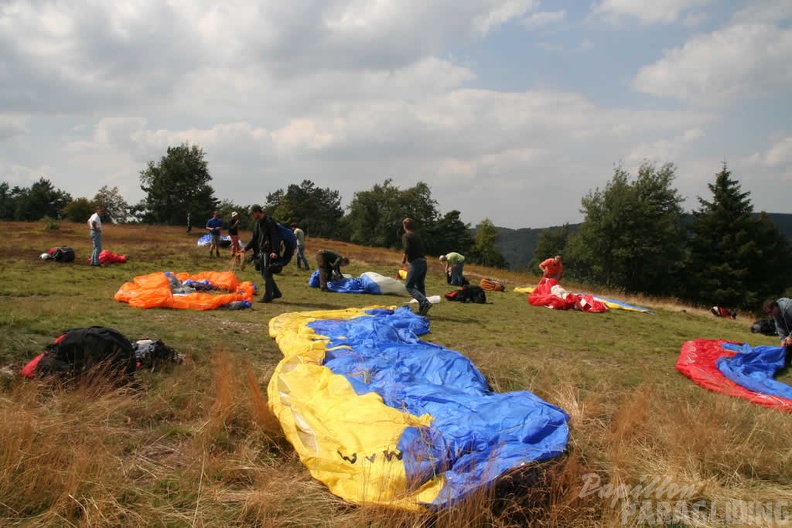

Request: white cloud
left=521, top=10, right=566, bottom=29
left=633, top=24, right=792, bottom=105
left=747, top=135, right=792, bottom=167
left=473, top=0, right=538, bottom=35
left=624, top=128, right=705, bottom=165
left=0, top=2, right=788, bottom=228
left=593, top=0, right=712, bottom=25
left=732, top=0, right=792, bottom=24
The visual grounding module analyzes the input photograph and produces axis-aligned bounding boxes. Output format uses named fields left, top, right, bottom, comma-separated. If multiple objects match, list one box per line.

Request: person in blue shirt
left=206, top=210, right=223, bottom=257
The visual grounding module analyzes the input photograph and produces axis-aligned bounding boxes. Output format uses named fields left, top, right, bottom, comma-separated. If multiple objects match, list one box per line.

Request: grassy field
left=1, top=220, right=790, bottom=527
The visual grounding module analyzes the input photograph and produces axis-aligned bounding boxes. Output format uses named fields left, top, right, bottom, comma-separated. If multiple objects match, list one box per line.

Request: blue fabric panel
left=308, top=270, right=382, bottom=294
left=311, top=306, right=569, bottom=507
left=717, top=342, right=792, bottom=400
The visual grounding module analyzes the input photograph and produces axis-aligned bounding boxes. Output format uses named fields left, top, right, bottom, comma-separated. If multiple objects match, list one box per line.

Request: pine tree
left=684, top=164, right=792, bottom=309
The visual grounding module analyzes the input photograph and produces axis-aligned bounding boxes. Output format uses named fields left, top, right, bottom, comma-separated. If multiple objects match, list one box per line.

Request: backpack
left=275, top=222, right=296, bottom=267
left=479, top=278, right=505, bottom=292
left=132, top=339, right=178, bottom=371
left=751, top=319, right=777, bottom=336
left=445, top=284, right=487, bottom=304
left=710, top=306, right=737, bottom=319
left=33, top=326, right=136, bottom=384
left=48, top=246, right=75, bottom=263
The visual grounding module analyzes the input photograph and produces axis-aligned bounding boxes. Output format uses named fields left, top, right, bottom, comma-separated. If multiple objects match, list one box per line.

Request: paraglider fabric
left=114, top=271, right=255, bottom=310
left=676, top=339, right=792, bottom=412
left=717, top=342, right=792, bottom=400
left=514, top=285, right=652, bottom=313
left=525, top=278, right=609, bottom=313
left=267, top=306, right=570, bottom=509
left=197, top=234, right=244, bottom=249
left=309, top=271, right=409, bottom=296
left=85, top=249, right=127, bottom=264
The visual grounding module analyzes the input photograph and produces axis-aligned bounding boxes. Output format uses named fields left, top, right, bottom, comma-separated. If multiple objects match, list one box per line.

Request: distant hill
left=494, top=213, right=792, bottom=270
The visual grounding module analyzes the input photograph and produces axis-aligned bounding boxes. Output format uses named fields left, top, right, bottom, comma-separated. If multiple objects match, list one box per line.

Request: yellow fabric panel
left=267, top=307, right=444, bottom=508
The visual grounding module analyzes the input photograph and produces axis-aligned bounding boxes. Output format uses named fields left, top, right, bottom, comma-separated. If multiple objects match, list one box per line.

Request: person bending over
left=315, top=249, right=350, bottom=291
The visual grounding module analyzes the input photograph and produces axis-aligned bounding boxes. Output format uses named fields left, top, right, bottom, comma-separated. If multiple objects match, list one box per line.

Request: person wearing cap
left=539, top=255, right=563, bottom=281
left=439, top=252, right=466, bottom=286
left=315, top=249, right=350, bottom=291
left=244, top=205, right=283, bottom=303
left=228, top=211, right=240, bottom=255
left=292, top=223, right=309, bottom=270
left=206, top=210, right=223, bottom=257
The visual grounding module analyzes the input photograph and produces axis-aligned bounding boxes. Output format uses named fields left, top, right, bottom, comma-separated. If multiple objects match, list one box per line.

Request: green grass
left=0, top=220, right=790, bottom=527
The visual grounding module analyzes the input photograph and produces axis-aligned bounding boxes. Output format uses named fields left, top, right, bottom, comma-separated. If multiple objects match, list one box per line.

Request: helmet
left=267, top=262, right=283, bottom=274
left=40, top=253, right=51, bottom=260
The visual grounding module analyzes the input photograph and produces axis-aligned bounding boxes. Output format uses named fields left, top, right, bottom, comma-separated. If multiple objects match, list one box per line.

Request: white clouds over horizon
left=0, top=1, right=789, bottom=229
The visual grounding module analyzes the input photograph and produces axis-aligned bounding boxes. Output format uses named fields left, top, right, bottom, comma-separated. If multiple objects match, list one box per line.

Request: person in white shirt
left=292, top=223, right=309, bottom=270
left=88, top=206, right=104, bottom=266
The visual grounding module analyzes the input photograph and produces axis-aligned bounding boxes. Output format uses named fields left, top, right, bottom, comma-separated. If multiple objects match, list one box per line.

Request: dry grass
left=1, top=220, right=790, bottom=527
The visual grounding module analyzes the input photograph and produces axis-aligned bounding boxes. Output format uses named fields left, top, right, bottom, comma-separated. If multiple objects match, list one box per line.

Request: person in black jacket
left=315, top=249, right=350, bottom=291
left=244, top=205, right=282, bottom=303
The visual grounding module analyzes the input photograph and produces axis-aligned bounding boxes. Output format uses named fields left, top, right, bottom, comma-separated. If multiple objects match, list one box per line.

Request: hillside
left=496, top=212, right=792, bottom=270
left=1, top=221, right=791, bottom=527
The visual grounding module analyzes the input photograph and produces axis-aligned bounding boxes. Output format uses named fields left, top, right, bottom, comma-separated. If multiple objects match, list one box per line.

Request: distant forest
left=496, top=213, right=792, bottom=271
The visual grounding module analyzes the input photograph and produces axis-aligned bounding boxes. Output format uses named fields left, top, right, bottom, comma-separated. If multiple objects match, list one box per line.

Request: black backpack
left=35, top=326, right=136, bottom=384
left=445, top=284, right=487, bottom=304
left=132, top=339, right=178, bottom=371
left=751, top=319, right=777, bottom=336
left=49, top=246, right=75, bottom=263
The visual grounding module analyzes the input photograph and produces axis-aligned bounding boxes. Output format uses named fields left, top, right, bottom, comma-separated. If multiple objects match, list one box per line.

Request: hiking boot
left=419, top=303, right=432, bottom=316
left=258, top=296, right=272, bottom=303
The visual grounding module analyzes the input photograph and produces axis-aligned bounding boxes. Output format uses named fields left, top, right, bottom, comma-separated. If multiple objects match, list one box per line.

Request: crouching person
left=315, top=249, right=349, bottom=292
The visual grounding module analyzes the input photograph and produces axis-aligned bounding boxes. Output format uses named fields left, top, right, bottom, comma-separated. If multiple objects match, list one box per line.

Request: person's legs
left=316, top=252, right=331, bottom=290
left=300, top=246, right=310, bottom=269
left=259, top=263, right=277, bottom=302
left=90, top=231, right=102, bottom=266
left=405, top=258, right=430, bottom=313
left=230, top=235, right=239, bottom=255
left=451, top=262, right=464, bottom=286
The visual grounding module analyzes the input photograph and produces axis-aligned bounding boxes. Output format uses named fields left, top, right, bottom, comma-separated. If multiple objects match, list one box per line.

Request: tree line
left=528, top=162, right=792, bottom=310
left=1, top=143, right=789, bottom=310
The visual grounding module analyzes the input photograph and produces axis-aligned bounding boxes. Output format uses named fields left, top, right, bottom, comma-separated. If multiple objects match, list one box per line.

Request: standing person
left=401, top=218, right=432, bottom=316
left=244, top=205, right=283, bottom=303
left=292, top=223, right=309, bottom=270
left=228, top=212, right=240, bottom=256
left=763, top=298, right=792, bottom=347
left=88, top=206, right=104, bottom=267
left=315, top=249, right=350, bottom=291
left=539, top=255, right=563, bottom=281
left=206, top=210, right=223, bottom=257
left=439, top=252, right=466, bottom=286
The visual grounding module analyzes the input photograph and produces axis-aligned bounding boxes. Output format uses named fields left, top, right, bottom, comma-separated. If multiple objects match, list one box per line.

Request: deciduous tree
left=139, top=143, right=217, bottom=225
left=346, top=180, right=439, bottom=250
left=572, top=162, right=684, bottom=294
left=264, top=180, right=344, bottom=239
left=93, top=186, right=130, bottom=224
left=470, top=218, right=508, bottom=268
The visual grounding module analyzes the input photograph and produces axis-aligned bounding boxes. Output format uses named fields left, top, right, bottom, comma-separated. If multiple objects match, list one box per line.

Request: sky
left=0, top=0, right=790, bottom=229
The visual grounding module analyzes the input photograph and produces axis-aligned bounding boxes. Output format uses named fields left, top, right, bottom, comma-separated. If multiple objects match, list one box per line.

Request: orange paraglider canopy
left=115, top=271, right=255, bottom=310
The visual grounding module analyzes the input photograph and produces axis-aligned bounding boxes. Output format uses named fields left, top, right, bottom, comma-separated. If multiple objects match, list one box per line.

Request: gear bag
left=32, top=326, right=136, bottom=383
